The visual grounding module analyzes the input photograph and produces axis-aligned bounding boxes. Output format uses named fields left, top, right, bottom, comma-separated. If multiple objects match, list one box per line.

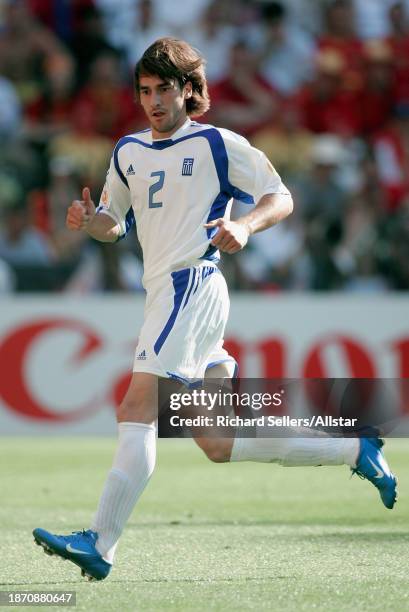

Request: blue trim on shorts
left=182, top=268, right=196, bottom=310
left=167, top=357, right=238, bottom=389
left=189, top=265, right=217, bottom=296
left=192, top=268, right=200, bottom=295
left=206, top=358, right=239, bottom=378
left=166, top=371, right=203, bottom=389
left=154, top=269, right=190, bottom=355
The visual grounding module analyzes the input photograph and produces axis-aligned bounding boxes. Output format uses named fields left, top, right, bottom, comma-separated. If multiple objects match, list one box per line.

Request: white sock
left=230, top=430, right=359, bottom=467
left=90, top=422, right=156, bottom=564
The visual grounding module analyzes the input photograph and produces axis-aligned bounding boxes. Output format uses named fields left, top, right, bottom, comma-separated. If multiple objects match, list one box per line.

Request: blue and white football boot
left=351, top=438, right=397, bottom=509
left=33, top=528, right=111, bottom=581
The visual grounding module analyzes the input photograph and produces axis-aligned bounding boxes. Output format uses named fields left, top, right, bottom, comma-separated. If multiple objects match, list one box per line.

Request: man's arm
left=66, top=187, right=121, bottom=243
left=204, top=192, right=293, bottom=254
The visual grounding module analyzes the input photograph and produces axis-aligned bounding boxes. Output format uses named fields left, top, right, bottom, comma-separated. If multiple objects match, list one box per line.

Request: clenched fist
left=66, top=187, right=96, bottom=231
left=204, top=218, right=250, bottom=254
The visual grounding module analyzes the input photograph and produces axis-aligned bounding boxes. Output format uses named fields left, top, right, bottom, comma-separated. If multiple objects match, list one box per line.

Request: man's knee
left=116, top=397, right=153, bottom=423
left=116, top=372, right=158, bottom=423
left=195, top=438, right=232, bottom=463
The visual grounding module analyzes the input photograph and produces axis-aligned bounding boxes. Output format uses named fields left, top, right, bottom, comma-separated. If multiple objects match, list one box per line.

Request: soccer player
left=33, top=38, right=397, bottom=581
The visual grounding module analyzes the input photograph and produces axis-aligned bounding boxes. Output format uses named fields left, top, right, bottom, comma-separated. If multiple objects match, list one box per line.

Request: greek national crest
left=182, top=158, right=194, bottom=176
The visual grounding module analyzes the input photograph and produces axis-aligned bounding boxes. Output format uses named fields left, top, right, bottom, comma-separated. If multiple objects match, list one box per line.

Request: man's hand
left=66, top=187, right=96, bottom=231
left=204, top=218, right=250, bottom=254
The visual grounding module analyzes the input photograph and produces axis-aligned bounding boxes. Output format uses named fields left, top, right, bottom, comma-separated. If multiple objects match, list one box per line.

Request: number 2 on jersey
left=149, top=171, right=165, bottom=208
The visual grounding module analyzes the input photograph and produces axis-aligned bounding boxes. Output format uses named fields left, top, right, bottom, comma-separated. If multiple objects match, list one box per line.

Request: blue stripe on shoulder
left=113, top=138, right=130, bottom=188
left=201, top=129, right=254, bottom=210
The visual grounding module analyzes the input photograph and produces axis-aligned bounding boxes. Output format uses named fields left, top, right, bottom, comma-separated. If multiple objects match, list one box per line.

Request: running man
left=33, top=38, right=397, bottom=581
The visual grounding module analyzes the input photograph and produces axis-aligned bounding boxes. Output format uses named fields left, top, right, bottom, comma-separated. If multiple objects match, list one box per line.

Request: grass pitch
left=1, top=438, right=408, bottom=612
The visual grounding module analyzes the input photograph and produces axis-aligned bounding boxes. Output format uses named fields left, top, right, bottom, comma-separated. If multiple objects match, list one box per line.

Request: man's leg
left=192, top=365, right=397, bottom=509
left=90, top=372, right=158, bottom=564
left=34, top=372, right=158, bottom=579
left=193, top=363, right=356, bottom=465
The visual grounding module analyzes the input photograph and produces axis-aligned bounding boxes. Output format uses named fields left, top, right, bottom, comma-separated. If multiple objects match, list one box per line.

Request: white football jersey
left=97, top=118, right=290, bottom=287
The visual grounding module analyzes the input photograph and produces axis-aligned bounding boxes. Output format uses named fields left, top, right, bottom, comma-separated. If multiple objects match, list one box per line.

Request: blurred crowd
left=1, top=0, right=409, bottom=293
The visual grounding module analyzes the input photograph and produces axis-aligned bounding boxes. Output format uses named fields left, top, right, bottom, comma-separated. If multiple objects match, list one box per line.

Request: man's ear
left=184, top=81, right=193, bottom=99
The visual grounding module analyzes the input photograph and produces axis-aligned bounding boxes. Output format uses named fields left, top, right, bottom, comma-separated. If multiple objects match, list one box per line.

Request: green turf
left=0, top=438, right=408, bottom=612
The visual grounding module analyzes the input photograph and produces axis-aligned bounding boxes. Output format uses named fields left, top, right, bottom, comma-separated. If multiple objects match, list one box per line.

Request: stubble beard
left=152, top=106, right=186, bottom=137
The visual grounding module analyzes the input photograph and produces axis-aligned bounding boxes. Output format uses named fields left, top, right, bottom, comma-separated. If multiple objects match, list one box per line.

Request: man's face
left=138, top=74, right=192, bottom=138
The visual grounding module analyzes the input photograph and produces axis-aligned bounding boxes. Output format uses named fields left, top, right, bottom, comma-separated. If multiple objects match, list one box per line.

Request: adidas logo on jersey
left=126, top=164, right=135, bottom=176
left=182, top=158, right=194, bottom=176
left=136, top=349, right=147, bottom=360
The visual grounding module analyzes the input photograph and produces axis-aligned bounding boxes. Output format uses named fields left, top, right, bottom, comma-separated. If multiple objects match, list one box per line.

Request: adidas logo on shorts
left=126, top=164, right=135, bottom=176
left=137, top=349, right=147, bottom=360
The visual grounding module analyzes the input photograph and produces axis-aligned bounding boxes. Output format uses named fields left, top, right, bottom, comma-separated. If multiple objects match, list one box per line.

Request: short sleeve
left=220, top=129, right=291, bottom=204
left=96, top=154, right=133, bottom=238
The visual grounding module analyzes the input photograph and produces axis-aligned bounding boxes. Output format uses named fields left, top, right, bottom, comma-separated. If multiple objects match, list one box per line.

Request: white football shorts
left=133, top=262, right=236, bottom=384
